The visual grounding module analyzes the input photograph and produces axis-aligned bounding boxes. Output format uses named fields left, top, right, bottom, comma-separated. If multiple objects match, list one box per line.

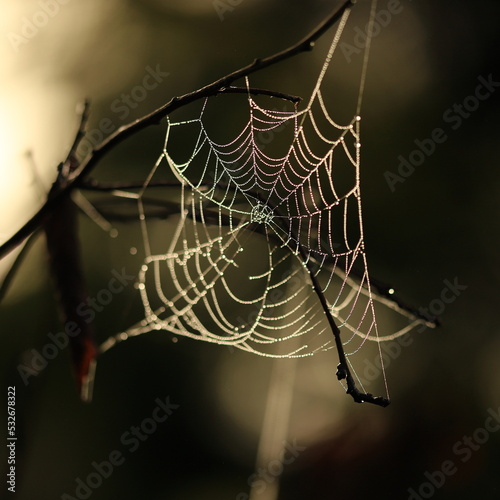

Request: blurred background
left=1, top=0, right=500, bottom=498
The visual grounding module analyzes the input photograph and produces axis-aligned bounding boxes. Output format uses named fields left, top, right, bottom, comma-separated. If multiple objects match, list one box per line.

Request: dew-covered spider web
left=97, top=4, right=435, bottom=404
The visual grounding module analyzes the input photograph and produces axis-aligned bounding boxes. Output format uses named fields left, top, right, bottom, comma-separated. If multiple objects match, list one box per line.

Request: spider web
left=98, top=5, right=434, bottom=401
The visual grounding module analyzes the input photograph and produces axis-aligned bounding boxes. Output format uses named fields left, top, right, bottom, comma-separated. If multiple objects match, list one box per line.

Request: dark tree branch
left=300, top=246, right=390, bottom=407
left=82, top=178, right=438, bottom=328
left=46, top=101, right=96, bottom=395
left=0, top=232, right=39, bottom=303
left=80, top=179, right=182, bottom=191
left=0, top=0, right=354, bottom=261
left=0, top=101, right=90, bottom=260
left=2, top=0, right=390, bottom=404
left=260, top=191, right=390, bottom=407
left=82, top=175, right=430, bottom=405
left=62, top=100, right=91, bottom=180
left=44, top=194, right=96, bottom=397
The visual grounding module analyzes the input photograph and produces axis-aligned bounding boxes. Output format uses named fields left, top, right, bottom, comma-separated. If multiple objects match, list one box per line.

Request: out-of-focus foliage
left=1, top=1, right=500, bottom=499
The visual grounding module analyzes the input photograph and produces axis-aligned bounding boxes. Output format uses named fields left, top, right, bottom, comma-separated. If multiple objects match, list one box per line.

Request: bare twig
left=80, top=179, right=181, bottom=192
left=57, top=99, right=91, bottom=182
left=44, top=195, right=96, bottom=397
left=300, top=246, right=390, bottom=407
left=0, top=0, right=354, bottom=261
left=0, top=233, right=39, bottom=303
left=47, top=101, right=96, bottom=396
left=261, top=191, right=390, bottom=407
left=82, top=178, right=439, bottom=329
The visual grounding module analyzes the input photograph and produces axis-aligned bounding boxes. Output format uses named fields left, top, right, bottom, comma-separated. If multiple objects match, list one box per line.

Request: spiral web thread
left=99, top=6, right=433, bottom=397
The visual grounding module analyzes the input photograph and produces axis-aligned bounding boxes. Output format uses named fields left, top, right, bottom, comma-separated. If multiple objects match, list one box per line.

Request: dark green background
left=1, top=1, right=500, bottom=498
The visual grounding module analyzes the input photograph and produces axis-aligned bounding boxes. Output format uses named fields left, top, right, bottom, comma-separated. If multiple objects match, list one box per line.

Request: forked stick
left=0, top=1, right=355, bottom=260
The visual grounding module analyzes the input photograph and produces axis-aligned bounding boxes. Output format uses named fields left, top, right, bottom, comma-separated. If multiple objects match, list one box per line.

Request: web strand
left=97, top=2, right=434, bottom=404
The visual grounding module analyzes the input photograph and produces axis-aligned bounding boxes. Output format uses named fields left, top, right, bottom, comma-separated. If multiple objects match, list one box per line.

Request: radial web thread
left=98, top=6, right=434, bottom=399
